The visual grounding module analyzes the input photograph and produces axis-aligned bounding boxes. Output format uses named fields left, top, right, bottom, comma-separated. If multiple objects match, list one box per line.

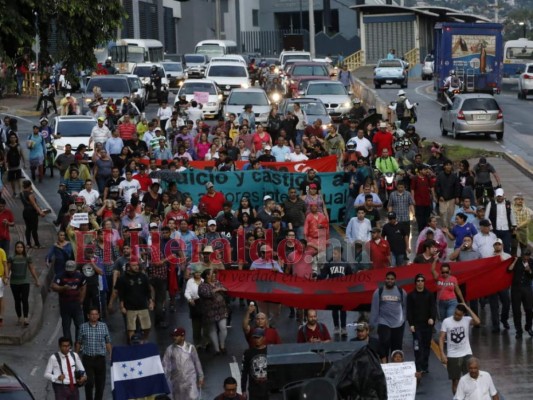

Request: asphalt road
left=3, top=86, right=533, bottom=399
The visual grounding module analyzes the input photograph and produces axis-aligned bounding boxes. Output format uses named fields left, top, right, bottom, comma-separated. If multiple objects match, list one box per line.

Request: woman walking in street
left=430, top=259, right=465, bottom=320
left=20, top=180, right=47, bottom=248
left=9, top=241, right=40, bottom=326
left=198, top=269, right=229, bottom=355
left=5, top=133, right=24, bottom=197
left=27, top=125, right=46, bottom=183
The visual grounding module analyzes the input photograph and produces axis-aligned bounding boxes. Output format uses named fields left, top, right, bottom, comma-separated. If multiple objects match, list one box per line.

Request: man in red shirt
left=297, top=309, right=331, bottom=343
left=366, top=227, right=391, bottom=269
left=132, top=164, right=152, bottom=192
left=410, top=164, right=434, bottom=233
left=242, top=304, right=282, bottom=348
left=303, top=119, right=325, bottom=145
left=372, top=122, right=394, bottom=157
left=117, top=114, right=137, bottom=141
left=199, top=182, right=226, bottom=218
left=0, top=198, right=15, bottom=255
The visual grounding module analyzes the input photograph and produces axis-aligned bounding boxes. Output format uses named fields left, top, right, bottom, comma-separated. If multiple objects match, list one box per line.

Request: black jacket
left=406, top=288, right=437, bottom=326
left=435, top=171, right=460, bottom=200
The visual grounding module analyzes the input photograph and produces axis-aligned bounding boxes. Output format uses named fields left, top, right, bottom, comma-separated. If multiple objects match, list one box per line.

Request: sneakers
left=501, top=320, right=510, bottom=330
left=333, top=327, right=340, bottom=335
left=340, top=328, right=348, bottom=337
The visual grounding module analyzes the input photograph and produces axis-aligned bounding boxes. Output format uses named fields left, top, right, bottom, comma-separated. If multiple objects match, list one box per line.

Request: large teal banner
left=170, top=170, right=348, bottom=223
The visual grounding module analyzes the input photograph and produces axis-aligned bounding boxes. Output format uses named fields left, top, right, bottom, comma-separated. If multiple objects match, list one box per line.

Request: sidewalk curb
left=502, top=153, right=533, bottom=181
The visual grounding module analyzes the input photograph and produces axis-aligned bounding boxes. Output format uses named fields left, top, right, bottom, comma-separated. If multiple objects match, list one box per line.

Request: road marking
left=47, top=319, right=62, bottom=346
left=30, top=366, right=39, bottom=376
left=21, top=170, right=57, bottom=219
left=414, top=82, right=443, bottom=105
left=1, top=113, right=34, bottom=124
left=229, top=356, right=242, bottom=393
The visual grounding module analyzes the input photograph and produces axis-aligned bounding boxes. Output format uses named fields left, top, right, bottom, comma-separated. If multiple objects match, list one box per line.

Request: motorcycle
left=376, top=170, right=397, bottom=206
left=268, top=90, right=282, bottom=105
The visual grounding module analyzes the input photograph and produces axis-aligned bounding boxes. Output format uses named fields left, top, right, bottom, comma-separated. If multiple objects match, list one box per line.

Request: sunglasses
left=416, top=279, right=425, bottom=282
left=441, top=271, right=450, bottom=275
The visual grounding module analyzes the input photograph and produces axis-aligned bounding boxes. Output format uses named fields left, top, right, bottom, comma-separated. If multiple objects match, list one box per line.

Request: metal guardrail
left=343, top=50, right=365, bottom=70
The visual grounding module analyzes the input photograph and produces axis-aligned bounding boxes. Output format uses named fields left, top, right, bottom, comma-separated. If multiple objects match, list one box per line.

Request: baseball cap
left=149, top=222, right=159, bottom=229
left=495, top=188, right=504, bottom=197
left=205, top=182, right=214, bottom=189
left=203, top=245, right=214, bottom=253
left=265, top=145, right=272, bottom=150
left=493, top=238, right=503, bottom=245
left=479, top=157, right=487, bottom=164
left=97, top=116, right=105, bottom=122
left=207, top=219, right=217, bottom=226
left=65, top=260, right=77, bottom=272
left=154, top=127, right=162, bottom=132
left=263, top=195, right=272, bottom=201
left=252, top=328, right=265, bottom=337
left=387, top=212, right=397, bottom=220
left=171, top=327, right=186, bottom=337
left=309, top=183, right=318, bottom=189
left=397, top=89, right=406, bottom=96
left=379, top=122, right=387, bottom=128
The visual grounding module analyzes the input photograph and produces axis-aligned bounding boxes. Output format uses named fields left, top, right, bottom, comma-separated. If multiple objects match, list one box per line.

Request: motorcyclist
left=103, top=59, right=118, bottom=75
left=395, top=140, right=416, bottom=170
left=348, top=98, right=366, bottom=121
left=248, top=58, right=258, bottom=86
left=263, top=64, right=280, bottom=89
left=39, top=117, right=59, bottom=177
left=375, top=148, right=401, bottom=175
left=150, top=64, right=163, bottom=102
left=443, top=69, right=462, bottom=104
left=266, top=77, right=284, bottom=98
left=404, top=125, right=422, bottom=150
left=36, top=73, right=58, bottom=114
left=388, top=90, right=417, bottom=131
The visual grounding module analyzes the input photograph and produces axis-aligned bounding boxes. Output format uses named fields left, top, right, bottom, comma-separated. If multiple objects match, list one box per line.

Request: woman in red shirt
left=252, top=125, right=272, bottom=152
left=430, top=260, right=465, bottom=320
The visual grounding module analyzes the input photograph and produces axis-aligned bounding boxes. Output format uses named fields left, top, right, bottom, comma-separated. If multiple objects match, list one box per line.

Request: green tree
left=0, top=0, right=124, bottom=71
left=503, top=8, right=533, bottom=40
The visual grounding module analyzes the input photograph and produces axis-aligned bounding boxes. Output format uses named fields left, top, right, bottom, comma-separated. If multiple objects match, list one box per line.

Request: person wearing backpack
left=389, top=90, right=418, bottom=130
left=370, top=271, right=407, bottom=362
left=296, top=309, right=332, bottom=343
left=44, top=336, right=87, bottom=399
left=5, top=132, right=24, bottom=197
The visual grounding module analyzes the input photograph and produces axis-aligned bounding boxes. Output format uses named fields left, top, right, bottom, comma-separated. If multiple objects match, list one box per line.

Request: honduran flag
left=111, top=342, right=170, bottom=400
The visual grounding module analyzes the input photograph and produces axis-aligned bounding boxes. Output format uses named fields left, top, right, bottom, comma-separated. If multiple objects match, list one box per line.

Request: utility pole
left=309, top=0, right=315, bottom=57
left=215, top=0, right=221, bottom=39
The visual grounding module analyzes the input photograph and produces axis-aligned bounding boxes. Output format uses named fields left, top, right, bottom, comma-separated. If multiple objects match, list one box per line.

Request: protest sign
left=70, top=213, right=89, bottom=228
left=381, top=362, right=417, bottom=400
left=193, top=91, right=210, bottom=104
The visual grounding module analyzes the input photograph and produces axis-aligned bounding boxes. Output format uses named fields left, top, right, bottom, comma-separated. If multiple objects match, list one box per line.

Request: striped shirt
left=77, top=321, right=111, bottom=356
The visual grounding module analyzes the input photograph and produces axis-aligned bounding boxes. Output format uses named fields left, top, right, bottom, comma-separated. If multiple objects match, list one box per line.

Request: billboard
left=451, top=34, right=497, bottom=74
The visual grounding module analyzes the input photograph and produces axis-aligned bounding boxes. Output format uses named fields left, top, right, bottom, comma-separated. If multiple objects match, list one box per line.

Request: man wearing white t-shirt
left=118, top=170, right=141, bottom=203
left=78, top=180, right=100, bottom=208
left=439, top=303, right=481, bottom=395
left=347, top=129, right=373, bottom=160
left=289, top=145, right=308, bottom=162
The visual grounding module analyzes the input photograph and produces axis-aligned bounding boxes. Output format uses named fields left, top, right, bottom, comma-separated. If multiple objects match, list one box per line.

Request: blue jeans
left=438, top=298, right=458, bottom=321
left=392, top=253, right=406, bottom=267
left=295, top=130, right=304, bottom=146
left=59, top=302, right=84, bottom=343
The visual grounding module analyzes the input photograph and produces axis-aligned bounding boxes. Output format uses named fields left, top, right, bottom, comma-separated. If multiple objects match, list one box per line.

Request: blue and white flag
left=111, top=342, right=170, bottom=400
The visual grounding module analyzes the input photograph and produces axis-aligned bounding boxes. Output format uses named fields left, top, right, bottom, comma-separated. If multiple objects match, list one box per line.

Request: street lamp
left=519, top=21, right=526, bottom=38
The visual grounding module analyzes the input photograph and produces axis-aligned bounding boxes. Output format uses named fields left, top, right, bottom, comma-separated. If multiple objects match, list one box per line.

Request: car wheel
left=375, top=84, right=381, bottom=89
left=401, top=81, right=408, bottom=88
left=452, top=125, right=461, bottom=139
left=496, top=131, right=504, bottom=140
left=518, top=91, right=522, bottom=99
left=440, top=120, right=448, bottom=136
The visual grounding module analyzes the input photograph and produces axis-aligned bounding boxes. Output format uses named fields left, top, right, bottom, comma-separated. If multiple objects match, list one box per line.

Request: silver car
left=440, top=94, right=504, bottom=140
left=223, top=88, right=271, bottom=124
left=373, top=58, right=409, bottom=89
left=303, top=80, right=352, bottom=121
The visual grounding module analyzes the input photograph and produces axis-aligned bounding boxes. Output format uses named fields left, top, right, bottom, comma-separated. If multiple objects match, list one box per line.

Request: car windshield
left=128, top=78, right=142, bottom=91
left=179, top=83, right=217, bottom=95
left=378, top=60, right=404, bottom=68
left=462, top=98, right=499, bottom=111
left=56, top=120, right=96, bottom=137
left=306, top=83, right=347, bottom=95
left=227, top=92, right=268, bottom=105
left=291, top=65, right=328, bottom=76
left=162, top=63, right=183, bottom=72
left=287, top=102, right=326, bottom=115
left=282, top=54, right=310, bottom=64
left=208, top=65, right=247, bottom=77
left=133, top=66, right=152, bottom=77
left=184, top=55, right=206, bottom=64
left=86, top=79, right=129, bottom=93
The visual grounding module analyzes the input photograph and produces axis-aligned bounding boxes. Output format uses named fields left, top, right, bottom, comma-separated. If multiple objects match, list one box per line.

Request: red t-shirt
left=118, top=123, right=137, bottom=141
left=372, top=131, right=394, bottom=156
left=199, top=191, right=226, bottom=217
left=304, top=125, right=324, bottom=140
left=0, top=209, right=14, bottom=240
left=132, top=173, right=153, bottom=192
left=436, top=275, right=458, bottom=301
left=367, top=239, right=391, bottom=269
left=297, top=322, right=331, bottom=343
left=410, top=175, right=433, bottom=207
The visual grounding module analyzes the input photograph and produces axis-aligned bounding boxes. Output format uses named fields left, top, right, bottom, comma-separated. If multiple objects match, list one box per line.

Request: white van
left=204, top=62, right=250, bottom=97
left=279, top=51, right=311, bottom=68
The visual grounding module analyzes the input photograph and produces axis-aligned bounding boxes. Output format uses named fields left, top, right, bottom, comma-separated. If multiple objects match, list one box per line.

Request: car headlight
left=274, top=67, right=280, bottom=74
left=207, top=102, right=217, bottom=106
left=84, top=98, right=92, bottom=104
left=322, top=124, right=329, bottom=130
left=271, top=92, right=281, bottom=102
left=218, top=94, right=223, bottom=100
left=343, top=102, right=351, bottom=108
left=241, top=83, right=250, bottom=89
left=179, top=81, right=184, bottom=87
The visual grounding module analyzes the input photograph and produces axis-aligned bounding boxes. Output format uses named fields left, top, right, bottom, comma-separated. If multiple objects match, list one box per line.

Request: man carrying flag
left=111, top=338, right=170, bottom=399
